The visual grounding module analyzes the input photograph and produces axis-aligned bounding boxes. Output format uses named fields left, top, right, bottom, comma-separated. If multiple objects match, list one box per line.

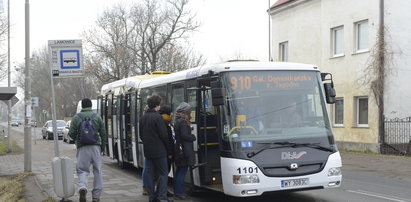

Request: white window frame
left=356, top=97, right=368, bottom=127
left=333, top=98, right=344, bottom=127
left=279, top=41, right=288, bottom=62
left=355, top=20, right=369, bottom=53
left=331, top=26, right=344, bottom=57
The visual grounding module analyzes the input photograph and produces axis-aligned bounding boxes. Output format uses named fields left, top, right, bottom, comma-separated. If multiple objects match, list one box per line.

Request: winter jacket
left=174, top=115, right=196, bottom=167
left=139, top=109, right=170, bottom=159
left=68, top=108, right=107, bottom=149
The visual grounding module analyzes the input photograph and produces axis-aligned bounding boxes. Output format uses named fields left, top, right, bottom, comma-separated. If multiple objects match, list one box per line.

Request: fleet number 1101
left=237, top=167, right=258, bottom=174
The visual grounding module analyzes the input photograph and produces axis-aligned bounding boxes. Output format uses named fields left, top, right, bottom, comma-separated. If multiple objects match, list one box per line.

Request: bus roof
left=139, top=61, right=319, bottom=89
left=100, top=74, right=167, bottom=95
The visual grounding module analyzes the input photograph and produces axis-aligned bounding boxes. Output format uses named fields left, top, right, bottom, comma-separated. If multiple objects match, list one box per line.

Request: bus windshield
left=220, top=70, right=334, bottom=152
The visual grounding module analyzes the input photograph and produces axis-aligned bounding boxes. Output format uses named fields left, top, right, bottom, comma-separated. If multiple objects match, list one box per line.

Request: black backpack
left=77, top=113, right=98, bottom=145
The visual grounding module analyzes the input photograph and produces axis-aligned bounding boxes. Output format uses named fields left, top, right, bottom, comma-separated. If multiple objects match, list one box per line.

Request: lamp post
left=24, top=0, right=31, bottom=172
left=7, top=0, right=11, bottom=153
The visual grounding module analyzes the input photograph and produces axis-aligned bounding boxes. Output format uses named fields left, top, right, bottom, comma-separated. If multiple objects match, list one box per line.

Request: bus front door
left=197, top=82, right=222, bottom=190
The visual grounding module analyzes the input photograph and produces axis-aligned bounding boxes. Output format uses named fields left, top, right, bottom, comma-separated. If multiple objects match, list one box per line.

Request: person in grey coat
left=173, top=102, right=196, bottom=200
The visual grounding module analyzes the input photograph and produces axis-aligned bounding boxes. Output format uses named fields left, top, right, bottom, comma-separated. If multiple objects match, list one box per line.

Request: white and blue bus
left=98, top=61, right=342, bottom=197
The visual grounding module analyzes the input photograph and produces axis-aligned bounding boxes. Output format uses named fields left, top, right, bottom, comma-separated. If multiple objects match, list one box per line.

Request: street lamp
left=24, top=0, right=31, bottom=172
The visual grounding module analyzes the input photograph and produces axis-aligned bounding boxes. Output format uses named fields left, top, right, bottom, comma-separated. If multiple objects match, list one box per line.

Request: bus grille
left=263, top=163, right=323, bottom=177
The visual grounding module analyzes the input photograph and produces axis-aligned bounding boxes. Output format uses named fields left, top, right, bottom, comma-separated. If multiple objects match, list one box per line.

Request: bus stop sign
left=48, top=40, right=84, bottom=78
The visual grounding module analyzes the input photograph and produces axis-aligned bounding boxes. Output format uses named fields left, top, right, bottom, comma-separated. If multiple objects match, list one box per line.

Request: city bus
left=98, top=61, right=342, bottom=197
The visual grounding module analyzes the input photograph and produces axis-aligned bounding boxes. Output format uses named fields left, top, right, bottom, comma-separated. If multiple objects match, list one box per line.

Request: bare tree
left=83, top=4, right=135, bottom=82
left=0, top=15, right=8, bottom=80
left=157, top=43, right=205, bottom=72
left=83, top=0, right=204, bottom=84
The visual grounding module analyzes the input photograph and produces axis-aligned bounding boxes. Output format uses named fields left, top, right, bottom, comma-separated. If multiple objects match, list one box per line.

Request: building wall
left=384, top=0, right=411, bottom=119
left=270, top=0, right=322, bottom=64
left=270, top=0, right=381, bottom=151
left=320, top=0, right=379, bottom=147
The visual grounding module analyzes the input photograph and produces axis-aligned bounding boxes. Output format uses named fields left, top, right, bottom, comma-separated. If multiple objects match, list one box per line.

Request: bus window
left=153, top=86, right=167, bottom=104
left=140, top=88, right=152, bottom=115
left=187, top=80, right=197, bottom=122
left=171, top=84, right=184, bottom=116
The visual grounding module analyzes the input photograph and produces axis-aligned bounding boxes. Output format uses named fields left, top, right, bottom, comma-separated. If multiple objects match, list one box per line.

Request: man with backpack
left=69, top=98, right=106, bottom=202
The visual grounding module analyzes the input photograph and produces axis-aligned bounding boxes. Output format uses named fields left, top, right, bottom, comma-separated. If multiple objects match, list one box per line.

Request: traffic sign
left=31, top=97, right=39, bottom=107
left=48, top=40, right=84, bottom=78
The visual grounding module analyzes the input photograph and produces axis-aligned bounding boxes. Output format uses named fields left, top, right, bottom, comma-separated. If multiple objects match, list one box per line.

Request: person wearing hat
left=173, top=102, right=196, bottom=200
left=69, top=98, right=106, bottom=202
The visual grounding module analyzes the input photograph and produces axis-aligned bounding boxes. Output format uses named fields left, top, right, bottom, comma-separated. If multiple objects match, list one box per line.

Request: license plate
left=281, top=178, right=309, bottom=188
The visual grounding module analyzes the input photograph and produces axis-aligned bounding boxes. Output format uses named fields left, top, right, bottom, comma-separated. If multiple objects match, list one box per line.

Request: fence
left=382, top=117, right=411, bottom=156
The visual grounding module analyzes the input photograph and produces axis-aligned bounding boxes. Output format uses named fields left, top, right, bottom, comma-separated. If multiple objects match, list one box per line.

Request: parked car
left=63, top=120, right=74, bottom=144
left=10, top=120, right=19, bottom=127
left=29, top=120, right=37, bottom=127
left=41, top=120, right=66, bottom=140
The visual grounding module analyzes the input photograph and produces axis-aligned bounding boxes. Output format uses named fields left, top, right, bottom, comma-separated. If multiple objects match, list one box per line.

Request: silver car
left=42, top=120, right=66, bottom=140
left=63, top=120, right=74, bottom=144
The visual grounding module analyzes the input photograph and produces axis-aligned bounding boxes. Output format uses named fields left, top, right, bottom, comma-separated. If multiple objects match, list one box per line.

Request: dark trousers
left=173, top=166, right=188, bottom=197
left=146, top=157, right=168, bottom=201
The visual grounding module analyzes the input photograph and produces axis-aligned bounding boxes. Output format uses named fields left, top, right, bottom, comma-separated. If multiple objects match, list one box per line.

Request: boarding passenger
left=173, top=102, right=196, bottom=200
left=139, top=95, right=173, bottom=202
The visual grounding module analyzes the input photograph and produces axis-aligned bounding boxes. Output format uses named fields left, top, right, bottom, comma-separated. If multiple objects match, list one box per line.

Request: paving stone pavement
left=0, top=125, right=148, bottom=202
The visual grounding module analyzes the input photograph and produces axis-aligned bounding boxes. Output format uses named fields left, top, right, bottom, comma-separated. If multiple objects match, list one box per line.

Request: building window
left=279, top=41, right=288, bottom=61
left=333, top=98, right=344, bottom=126
left=356, top=97, right=368, bottom=127
left=331, top=26, right=344, bottom=57
left=355, top=20, right=369, bottom=52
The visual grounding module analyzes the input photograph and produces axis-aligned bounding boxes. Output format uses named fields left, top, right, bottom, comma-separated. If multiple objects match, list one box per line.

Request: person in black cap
left=173, top=102, right=196, bottom=200
left=69, top=98, right=106, bottom=202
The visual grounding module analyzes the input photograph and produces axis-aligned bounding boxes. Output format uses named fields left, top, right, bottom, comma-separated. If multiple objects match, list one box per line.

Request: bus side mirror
left=321, top=73, right=336, bottom=104
left=210, top=81, right=225, bottom=106
left=324, top=83, right=336, bottom=104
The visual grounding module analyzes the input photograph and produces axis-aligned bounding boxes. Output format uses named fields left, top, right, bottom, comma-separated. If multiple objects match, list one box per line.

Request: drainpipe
left=378, top=0, right=385, bottom=153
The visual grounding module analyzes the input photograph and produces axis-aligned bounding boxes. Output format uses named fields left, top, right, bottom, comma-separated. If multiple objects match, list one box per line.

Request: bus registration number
left=281, top=178, right=309, bottom=188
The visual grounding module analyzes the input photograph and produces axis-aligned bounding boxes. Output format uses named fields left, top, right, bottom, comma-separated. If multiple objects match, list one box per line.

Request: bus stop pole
left=49, top=67, right=60, bottom=157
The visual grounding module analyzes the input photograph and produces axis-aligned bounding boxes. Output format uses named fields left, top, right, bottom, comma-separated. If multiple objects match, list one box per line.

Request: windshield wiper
left=246, top=141, right=334, bottom=158
left=247, top=141, right=291, bottom=158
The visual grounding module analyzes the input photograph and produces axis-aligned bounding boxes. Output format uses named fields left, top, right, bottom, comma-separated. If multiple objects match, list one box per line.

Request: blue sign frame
left=60, top=50, right=80, bottom=69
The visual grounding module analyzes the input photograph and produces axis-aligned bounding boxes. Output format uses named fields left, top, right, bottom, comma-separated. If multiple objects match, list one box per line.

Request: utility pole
left=7, top=0, right=11, bottom=153
left=24, top=0, right=31, bottom=172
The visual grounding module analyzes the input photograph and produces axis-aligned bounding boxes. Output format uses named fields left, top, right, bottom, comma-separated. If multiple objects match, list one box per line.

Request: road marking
left=346, top=189, right=410, bottom=202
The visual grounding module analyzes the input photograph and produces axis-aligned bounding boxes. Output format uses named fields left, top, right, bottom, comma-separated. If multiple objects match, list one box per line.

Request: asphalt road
left=2, top=122, right=411, bottom=202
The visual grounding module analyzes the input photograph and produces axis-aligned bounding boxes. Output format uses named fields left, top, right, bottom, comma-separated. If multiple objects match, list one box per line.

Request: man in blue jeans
left=139, top=95, right=173, bottom=202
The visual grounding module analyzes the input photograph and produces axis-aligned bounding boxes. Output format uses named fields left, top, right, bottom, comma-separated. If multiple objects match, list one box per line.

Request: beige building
left=268, top=0, right=411, bottom=153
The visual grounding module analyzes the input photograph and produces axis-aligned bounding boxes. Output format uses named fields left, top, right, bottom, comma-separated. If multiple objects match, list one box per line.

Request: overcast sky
left=1, top=0, right=271, bottom=85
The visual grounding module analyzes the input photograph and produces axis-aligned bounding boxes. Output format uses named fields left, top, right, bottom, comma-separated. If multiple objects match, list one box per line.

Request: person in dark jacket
left=173, top=102, right=196, bottom=200
left=69, top=98, right=106, bottom=202
left=139, top=95, right=173, bottom=202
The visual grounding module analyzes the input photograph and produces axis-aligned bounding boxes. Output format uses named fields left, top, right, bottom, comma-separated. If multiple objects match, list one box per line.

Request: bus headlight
left=328, top=167, right=341, bottom=176
left=233, top=174, right=260, bottom=184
